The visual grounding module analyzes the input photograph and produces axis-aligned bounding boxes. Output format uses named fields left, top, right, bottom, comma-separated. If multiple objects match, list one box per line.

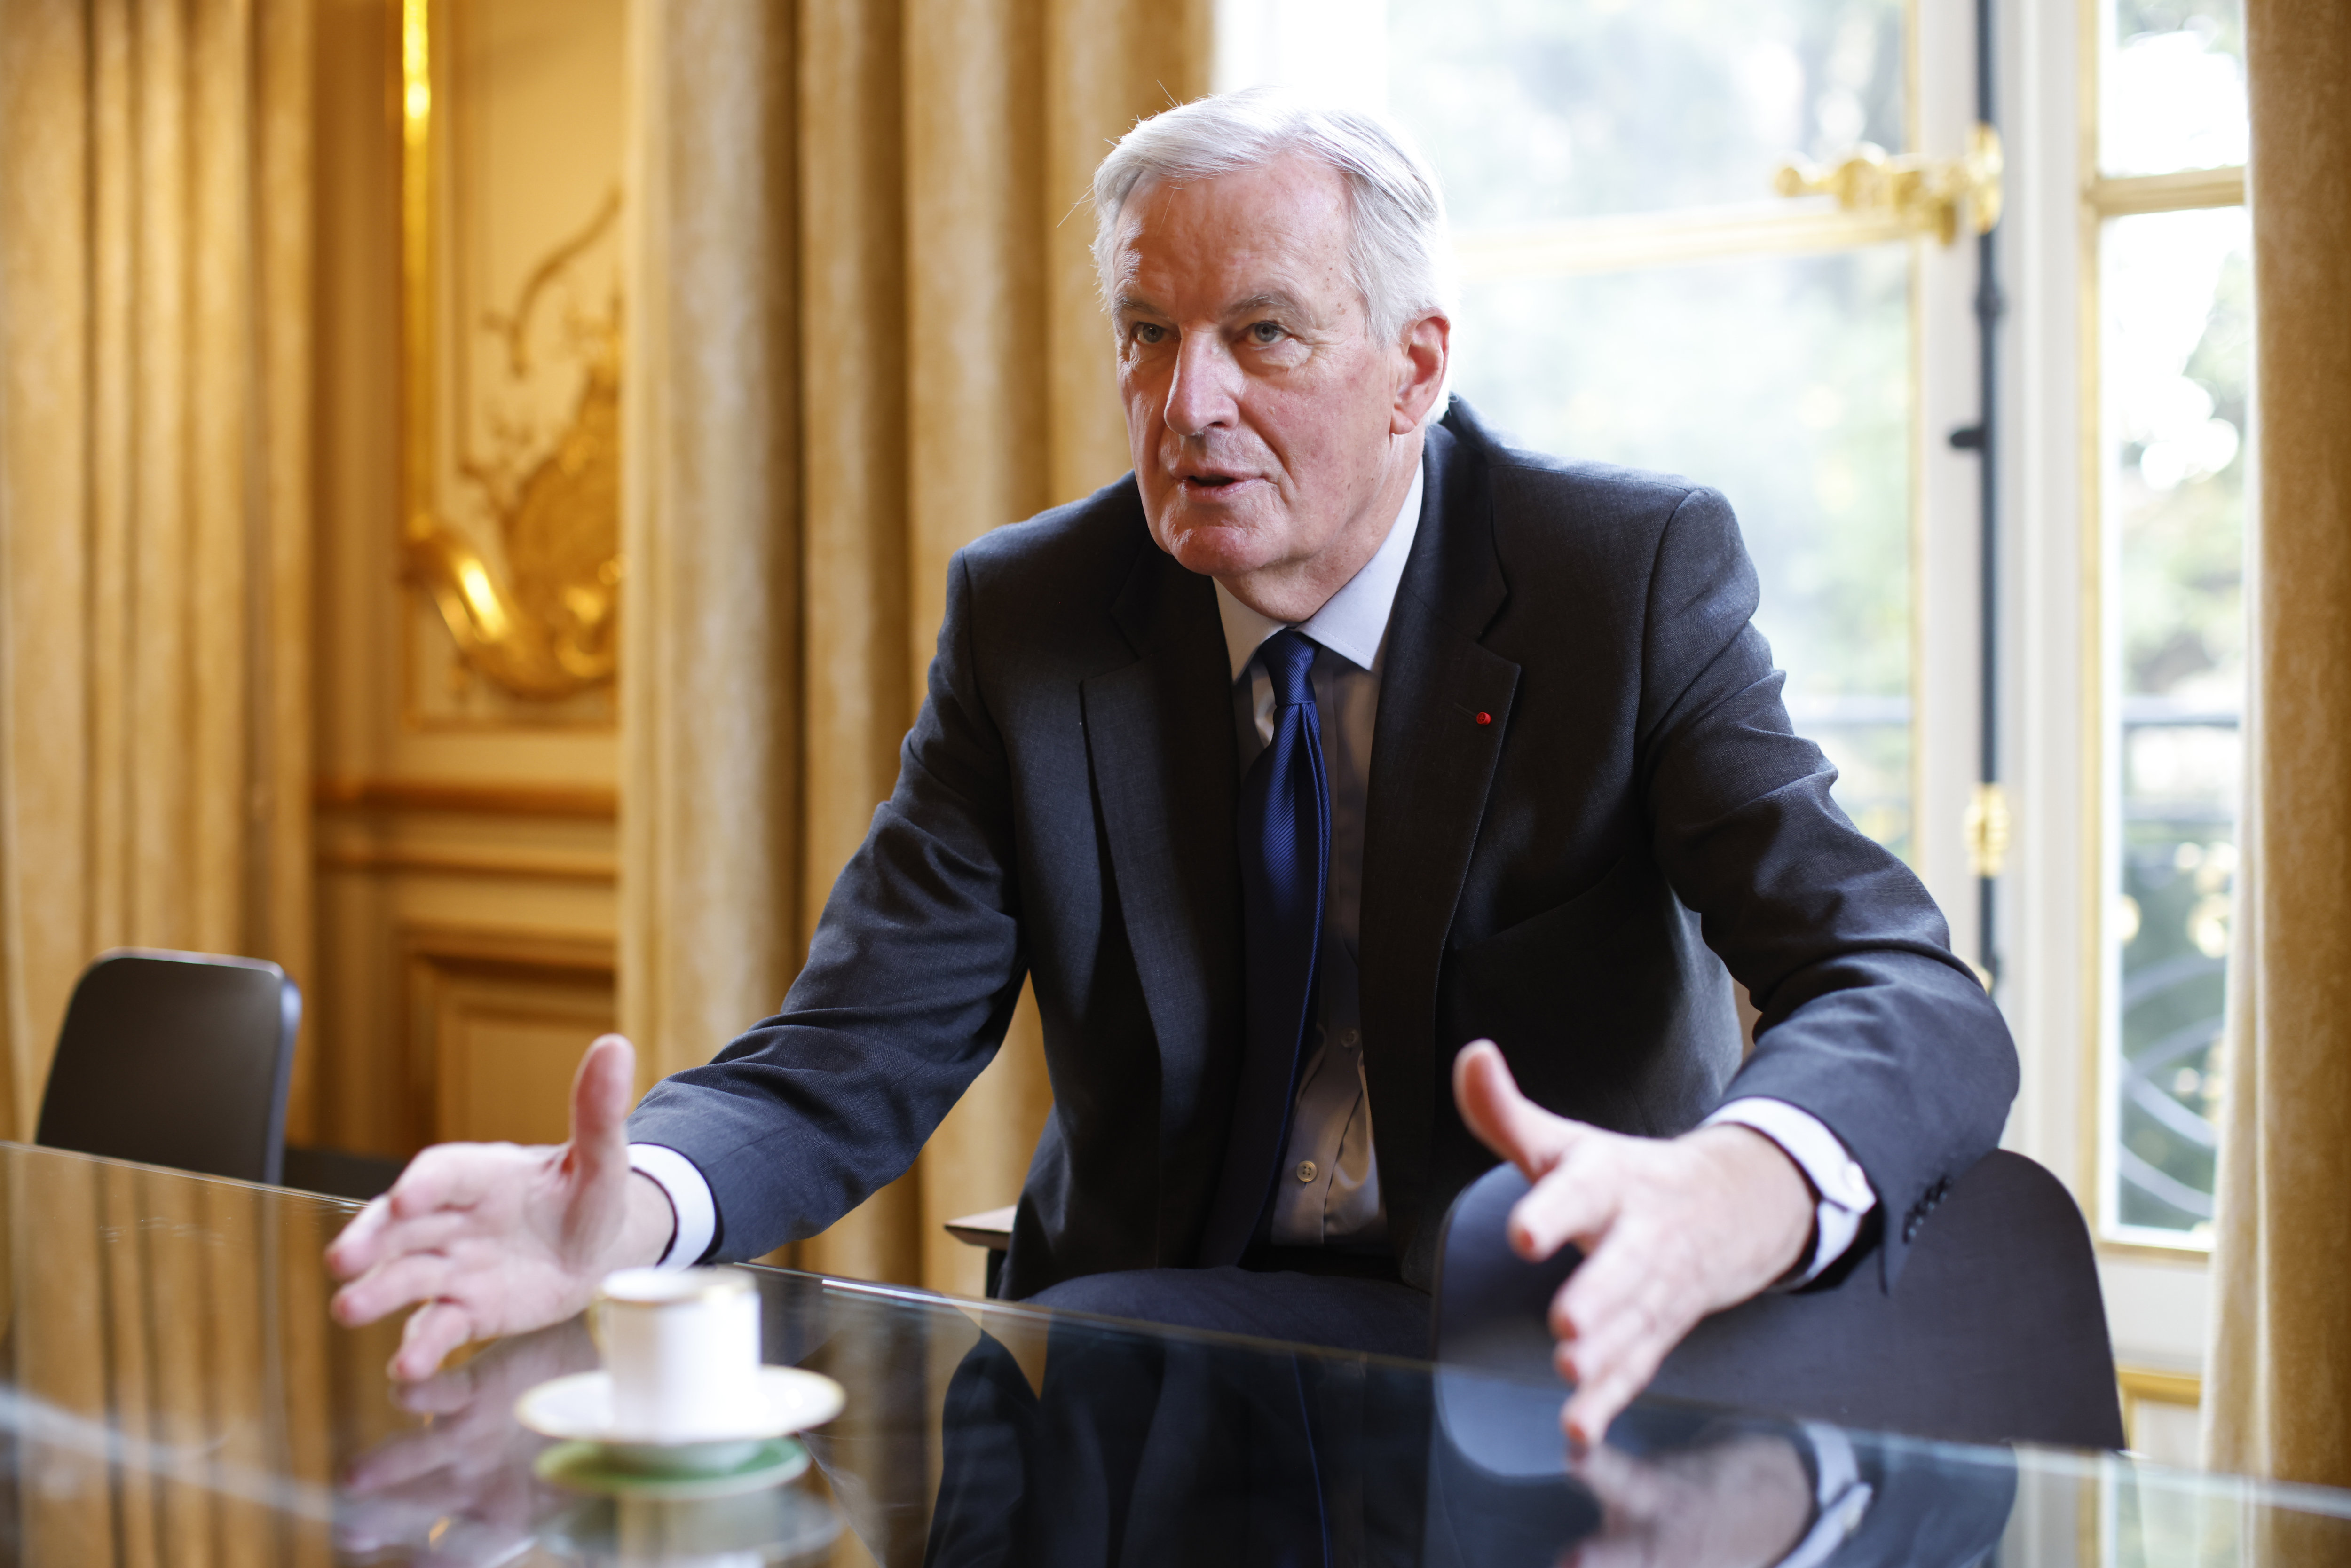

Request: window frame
left=2074, top=0, right=2248, bottom=1263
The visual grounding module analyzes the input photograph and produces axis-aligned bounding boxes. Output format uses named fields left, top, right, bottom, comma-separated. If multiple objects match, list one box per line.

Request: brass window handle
left=1774, top=124, right=2004, bottom=246
left=1965, top=782, right=2012, bottom=881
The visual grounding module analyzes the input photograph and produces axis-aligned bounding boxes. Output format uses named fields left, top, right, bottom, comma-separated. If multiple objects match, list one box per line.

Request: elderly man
left=329, top=91, right=2013, bottom=1446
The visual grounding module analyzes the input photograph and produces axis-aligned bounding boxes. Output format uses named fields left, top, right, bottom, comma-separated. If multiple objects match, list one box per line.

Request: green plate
left=534, top=1436, right=810, bottom=1499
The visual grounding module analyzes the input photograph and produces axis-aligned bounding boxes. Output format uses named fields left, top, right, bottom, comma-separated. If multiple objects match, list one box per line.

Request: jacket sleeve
left=625, top=547, right=1028, bottom=1261
left=1634, top=486, right=2018, bottom=1288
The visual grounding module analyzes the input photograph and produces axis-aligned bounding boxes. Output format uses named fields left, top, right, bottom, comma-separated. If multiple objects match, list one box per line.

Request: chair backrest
left=1433, top=1149, right=2126, bottom=1451
left=36, top=949, right=300, bottom=1187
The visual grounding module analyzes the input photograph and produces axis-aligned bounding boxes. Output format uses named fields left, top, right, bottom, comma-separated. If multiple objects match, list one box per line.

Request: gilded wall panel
left=306, top=0, right=623, bottom=1163
left=403, top=0, right=627, bottom=725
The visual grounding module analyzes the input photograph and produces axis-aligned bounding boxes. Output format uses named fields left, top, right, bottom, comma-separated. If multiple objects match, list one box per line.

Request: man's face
left=1109, top=154, right=1435, bottom=603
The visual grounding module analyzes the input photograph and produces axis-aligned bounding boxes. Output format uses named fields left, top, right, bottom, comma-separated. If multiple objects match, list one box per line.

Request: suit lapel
left=1359, top=417, right=1520, bottom=1268
left=1080, top=542, right=1242, bottom=1259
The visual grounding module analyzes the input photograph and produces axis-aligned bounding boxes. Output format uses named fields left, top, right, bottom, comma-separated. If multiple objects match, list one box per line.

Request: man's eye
left=1131, top=322, right=1168, bottom=346
left=1248, top=321, right=1285, bottom=345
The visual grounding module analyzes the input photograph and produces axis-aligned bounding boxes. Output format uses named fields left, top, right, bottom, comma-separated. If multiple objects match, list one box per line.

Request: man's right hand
left=325, top=1033, right=678, bottom=1381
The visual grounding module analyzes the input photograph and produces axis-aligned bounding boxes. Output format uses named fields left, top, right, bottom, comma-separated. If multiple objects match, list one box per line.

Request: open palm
left=1452, top=1039, right=1814, bottom=1447
left=325, top=1034, right=669, bottom=1381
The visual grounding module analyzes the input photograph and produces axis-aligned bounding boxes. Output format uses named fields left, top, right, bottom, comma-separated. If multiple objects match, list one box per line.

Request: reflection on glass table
left=2, top=1142, right=2349, bottom=1565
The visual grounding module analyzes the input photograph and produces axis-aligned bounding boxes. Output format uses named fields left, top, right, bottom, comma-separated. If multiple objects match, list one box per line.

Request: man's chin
left=1155, top=515, right=1281, bottom=581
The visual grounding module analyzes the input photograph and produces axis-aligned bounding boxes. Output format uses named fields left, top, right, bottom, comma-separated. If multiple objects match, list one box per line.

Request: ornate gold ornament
left=400, top=0, right=623, bottom=703
left=1774, top=123, right=2004, bottom=246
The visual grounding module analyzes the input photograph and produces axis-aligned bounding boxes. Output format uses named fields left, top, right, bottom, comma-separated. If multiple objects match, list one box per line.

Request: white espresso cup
left=592, top=1266, right=765, bottom=1443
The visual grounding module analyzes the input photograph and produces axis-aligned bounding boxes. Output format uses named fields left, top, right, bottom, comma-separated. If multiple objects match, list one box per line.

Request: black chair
left=1433, top=1149, right=2126, bottom=1451
left=280, top=1144, right=404, bottom=1202
left=36, top=949, right=300, bottom=1187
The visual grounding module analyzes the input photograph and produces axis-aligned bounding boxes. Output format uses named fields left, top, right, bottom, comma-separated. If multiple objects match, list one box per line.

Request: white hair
left=1091, top=88, right=1456, bottom=347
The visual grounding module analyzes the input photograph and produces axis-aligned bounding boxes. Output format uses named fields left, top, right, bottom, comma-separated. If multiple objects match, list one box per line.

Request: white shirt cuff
left=1702, top=1097, right=1877, bottom=1284
left=1779, top=1422, right=1873, bottom=1568
left=627, top=1143, right=717, bottom=1270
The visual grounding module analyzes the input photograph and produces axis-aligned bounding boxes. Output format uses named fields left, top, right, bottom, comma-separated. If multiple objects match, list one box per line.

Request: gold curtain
left=621, top=0, right=1207, bottom=1294
left=0, top=0, right=314, bottom=1140
left=2201, top=0, right=2351, bottom=1495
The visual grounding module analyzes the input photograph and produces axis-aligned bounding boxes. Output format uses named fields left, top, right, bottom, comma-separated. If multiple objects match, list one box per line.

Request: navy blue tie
left=1201, top=628, right=1329, bottom=1266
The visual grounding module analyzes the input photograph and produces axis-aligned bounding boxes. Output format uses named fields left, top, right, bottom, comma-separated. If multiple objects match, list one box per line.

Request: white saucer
left=516, top=1367, right=844, bottom=1476
left=534, top=1438, right=811, bottom=1500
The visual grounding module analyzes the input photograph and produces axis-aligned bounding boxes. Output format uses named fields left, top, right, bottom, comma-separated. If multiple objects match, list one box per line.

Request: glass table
left=1, top=1142, right=2344, bottom=1566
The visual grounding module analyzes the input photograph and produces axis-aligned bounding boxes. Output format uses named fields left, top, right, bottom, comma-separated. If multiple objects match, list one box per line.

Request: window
left=2087, top=0, right=2248, bottom=1247
left=1382, top=0, right=1922, bottom=859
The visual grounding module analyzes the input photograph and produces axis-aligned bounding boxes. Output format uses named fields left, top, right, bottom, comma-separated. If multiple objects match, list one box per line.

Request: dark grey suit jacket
left=627, top=399, right=2017, bottom=1296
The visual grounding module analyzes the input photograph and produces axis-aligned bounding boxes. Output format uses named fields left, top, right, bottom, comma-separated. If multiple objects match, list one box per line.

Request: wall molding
left=316, top=844, right=616, bottom=883
left=316, top=776, right=618, bottom=819
left=399, top=924, right=619, bottom=975
left=397, top=924, right=619, bottom=1150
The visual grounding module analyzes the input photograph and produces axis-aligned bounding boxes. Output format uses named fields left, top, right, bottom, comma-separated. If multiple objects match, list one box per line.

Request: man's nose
left=1164, top=331, right=1241, bottom=439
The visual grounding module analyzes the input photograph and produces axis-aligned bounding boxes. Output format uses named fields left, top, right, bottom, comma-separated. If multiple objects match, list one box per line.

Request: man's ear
left=1392, top=311, right=1451, bottom=433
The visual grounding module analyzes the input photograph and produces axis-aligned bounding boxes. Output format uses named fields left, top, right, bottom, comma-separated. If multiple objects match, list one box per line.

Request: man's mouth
left=1181, top=470, right=1250, bottom=493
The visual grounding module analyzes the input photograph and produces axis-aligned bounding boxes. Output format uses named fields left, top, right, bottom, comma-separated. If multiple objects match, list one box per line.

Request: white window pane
left=1389, top=0, right=1907, bottom=227
left=2102, top=205, right=2250, bottom=1241
left=1444, top=249, right=1915, bottom=856
left=2101, top=0, right=2248, bottom=177
left=1212, top=0, right=1389, bottom=110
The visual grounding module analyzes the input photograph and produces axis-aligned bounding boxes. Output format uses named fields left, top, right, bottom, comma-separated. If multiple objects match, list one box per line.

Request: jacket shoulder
left=955, top=473, right=1152, bottom=596
left=1491, top=448, right=1707, bottom=517
left=1440, top=402, right=1728, bottom=579
left=1476, top=428, right=1710, bottom=533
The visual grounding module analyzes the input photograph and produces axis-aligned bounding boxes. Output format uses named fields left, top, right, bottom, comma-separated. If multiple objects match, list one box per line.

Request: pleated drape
left=0, top=0, right=314, bottom=1140
left=619, top=0, right=802, bottom=1091
left=2201, top=0, right=2351, bottom=1497
left=621, top=0, right=1207, bottom=1293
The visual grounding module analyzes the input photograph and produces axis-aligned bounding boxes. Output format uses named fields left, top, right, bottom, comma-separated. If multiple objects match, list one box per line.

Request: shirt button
left=1341, top=1029, right=1360, bottom=1048
left=1296, top=1160, right=1318, bottom=1183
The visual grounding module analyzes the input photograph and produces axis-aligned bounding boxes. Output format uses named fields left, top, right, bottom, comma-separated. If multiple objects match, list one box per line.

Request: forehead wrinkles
left=1112, top=163, right=1359, bottom=322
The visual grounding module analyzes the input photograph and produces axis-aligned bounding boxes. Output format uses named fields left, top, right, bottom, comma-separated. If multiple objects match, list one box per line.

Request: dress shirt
left=1215, top=465, right=1425, bottom=1247
left=634, top=452, right=1878, bottom=1277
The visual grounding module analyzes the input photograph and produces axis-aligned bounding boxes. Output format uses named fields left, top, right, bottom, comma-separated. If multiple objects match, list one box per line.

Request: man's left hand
left=1452, top=1040, right=1815, bottom=1448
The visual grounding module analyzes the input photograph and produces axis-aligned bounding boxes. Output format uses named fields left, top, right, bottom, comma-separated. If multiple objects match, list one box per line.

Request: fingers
left=325, top=1195, right=394, bottom=1280
left=568, top=1034, right=638, bottom=1181
left=343, top=1415, right=475, bottom=1495
left=385, top=1143, right=520, bottom=1223
left=332, top=1250, right=458, bottom=1329
left=1565, top=1438, right=1651, bottom=1506
left=326, top=1143, right=532, bottom=1283
left=391, top=1299, right=481, bottom=1383
left=1507, top=1143, right=1623, bottom=1263
left=1528, top=1133, right=1793, bottom=1450
left=339, top=1209, right=481, bottom=1278
left=328, top=1168, right=521, bottom=1326
left=1555, top=1264, right=1690, bottom=1447
left=390, top=1359, right=480, bottom=1418
left=1452, top=1040, right=1582, bottom=1178
left=1562, top=1324, right=1675, bottom=1453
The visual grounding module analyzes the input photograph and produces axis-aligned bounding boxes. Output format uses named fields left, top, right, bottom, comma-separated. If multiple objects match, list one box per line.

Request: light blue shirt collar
left=1213, top=459, right=1425, bottom=680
